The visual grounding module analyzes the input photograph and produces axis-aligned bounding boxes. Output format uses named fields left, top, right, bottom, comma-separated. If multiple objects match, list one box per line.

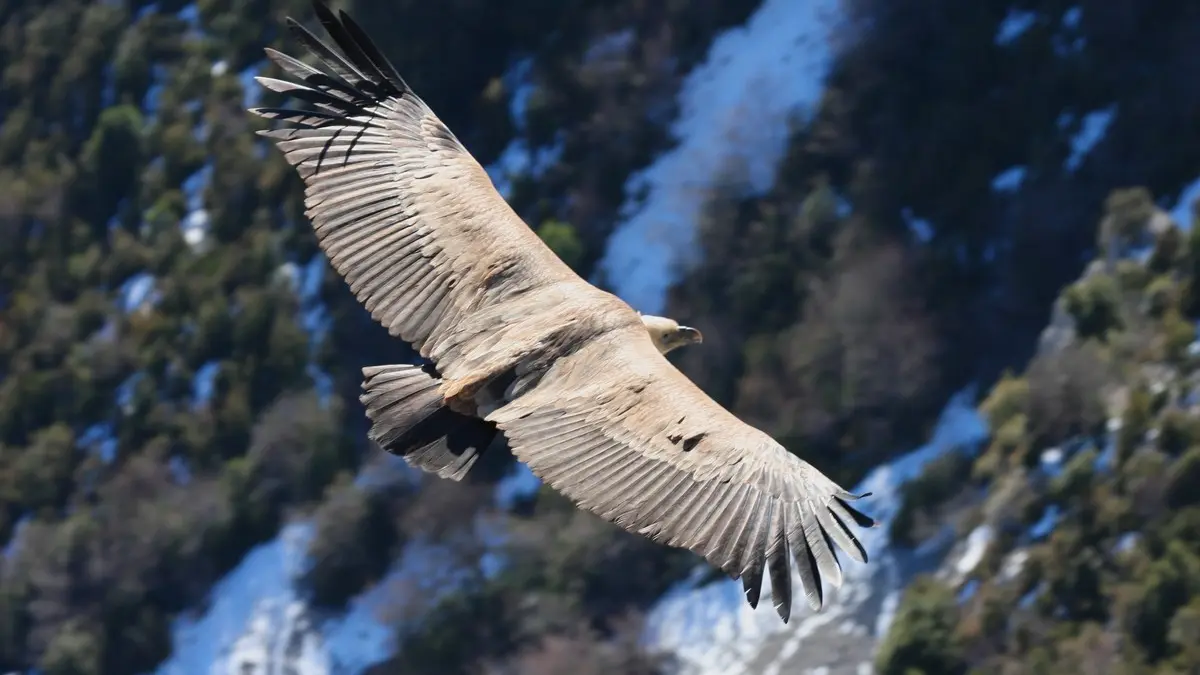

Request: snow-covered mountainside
left=147, top=0, right=1200, bottom=671
left=153, top=523, right=393, bottom=675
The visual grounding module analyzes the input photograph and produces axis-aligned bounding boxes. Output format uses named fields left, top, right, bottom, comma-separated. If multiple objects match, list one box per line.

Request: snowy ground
left=152, top=524, right=393, bottom=675
left=598, top=0, right=842, bottom=314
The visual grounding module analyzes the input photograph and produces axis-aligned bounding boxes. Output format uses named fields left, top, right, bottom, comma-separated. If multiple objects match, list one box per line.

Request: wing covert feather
left=488, top=326, right=876, bottom=621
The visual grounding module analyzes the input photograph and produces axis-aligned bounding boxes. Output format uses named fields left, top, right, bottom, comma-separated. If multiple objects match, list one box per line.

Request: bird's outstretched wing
left=487, top=323, right=875, bottom=621
left=248, top=1, right=585, bottom=363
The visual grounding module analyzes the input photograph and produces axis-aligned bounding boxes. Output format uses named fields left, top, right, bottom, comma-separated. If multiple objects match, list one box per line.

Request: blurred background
left=1, top=0, right=1199, bottom=673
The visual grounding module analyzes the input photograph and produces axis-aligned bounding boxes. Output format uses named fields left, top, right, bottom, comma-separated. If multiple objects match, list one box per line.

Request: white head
left=640, top=314, right=704, bottom=355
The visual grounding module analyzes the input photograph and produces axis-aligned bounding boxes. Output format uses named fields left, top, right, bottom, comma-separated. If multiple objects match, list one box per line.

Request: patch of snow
left=505, top=58, right=535, bottom=127
left=94, top=319, right=117, bottom=344
left=298, top=256, right=329, bottom=339
left=902, top=208, right=934, bottom=242
left=483, top=59, right=564, bottom=200
left=179, top=3, right=201, bottom=33
left=322, top=592, right=395, bottom=675
left=2, top=516, right=30, bottom=560
left=1029, top=504, right=1059, bottom=540
left=1040, top=446, right=1064, bottom=477
left=1064, top=105, right=1116, bottom=172
left=182, top=211, right=209, bottom=248
left=1018, top=582, right=1045, bottom=609
left=1053, top=36, right=1086, bottom=57
left=487, top=137, right=564, bottom=199
left=155, top=522, right=394, bottom=675
left=952, top=525, right=992, bottom=582
left=957, top=579, right=979, bottom=603
left=135, top=2, right=161, bottom=21
left=991, top=166, right=1027, bottom=193
left=117, top=372, right=144, bottom=415
left=1053, top=7, right=1086, bottom=55
left=300, top=255, right=324, bottom=301
left=583, top=28, right=636, bottom=64
left=999, top=549, right=1029, bottom=582
left=873, top=575, right=902, bottom=640
left=1114, top=532, right=1139, bottom=554
left=307, top=365, right=334, bottom=405
left=1063, top=7, right=1082, bottom=29
left=1094, top=435, right=1116, bottom=472
left=144, top=65, right=167, bottom=118
left=192, top=361, right=220, bottom=408
left=107, top=203, right=127, bottom=233
left=598, top=0, right=842, bottom=314
left=1170, top=175, right=1200, bottom=229
left=78, top=423, right=118, bottom=464
left=995, top=10, right=1038, bottom=46
left=181, top=165, right=213, bottom=250
left=221, top=602, right=324, bottom=675
left=494, top=462, right=541, bottom=509
left=296, top=255, right=334, bottom=405
left=156, top=523, right=313, bottom=675
left=119, top=272, right=160, bottom=313
left=240, top=64, right=263, bottom=110
left=169, top=456, right=193, bottom=486
left=274, top=262, right=300, bottom=291
left=354, top=454, right=417, bottom=492
left=1188, top=339, right=1200, bottom=359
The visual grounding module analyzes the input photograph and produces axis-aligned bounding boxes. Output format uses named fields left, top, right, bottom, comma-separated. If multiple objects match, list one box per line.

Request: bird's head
left=640, top=314, right=703, bottom=354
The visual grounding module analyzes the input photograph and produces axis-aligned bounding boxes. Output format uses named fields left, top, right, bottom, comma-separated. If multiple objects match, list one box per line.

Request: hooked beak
left=677, top=326, right=703, bottom=345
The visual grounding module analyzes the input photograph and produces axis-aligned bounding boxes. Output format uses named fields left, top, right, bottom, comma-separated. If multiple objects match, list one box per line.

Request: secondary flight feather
left=249, top=0, right=876, bottom=621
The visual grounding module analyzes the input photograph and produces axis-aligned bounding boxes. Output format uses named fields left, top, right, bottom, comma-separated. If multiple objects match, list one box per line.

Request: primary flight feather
left=249, top=0, right=876, bottom=622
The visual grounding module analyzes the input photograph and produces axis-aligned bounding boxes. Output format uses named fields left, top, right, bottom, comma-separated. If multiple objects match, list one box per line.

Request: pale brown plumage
left=249, top=0, right=876, bottom=622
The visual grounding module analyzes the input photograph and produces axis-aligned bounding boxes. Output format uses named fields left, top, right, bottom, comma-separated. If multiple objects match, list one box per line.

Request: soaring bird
left=249, top=0, right=875, bottom=621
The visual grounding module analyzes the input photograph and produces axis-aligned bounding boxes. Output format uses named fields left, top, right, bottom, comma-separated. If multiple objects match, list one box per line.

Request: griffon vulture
left=249, top=0, right=876, bottom=621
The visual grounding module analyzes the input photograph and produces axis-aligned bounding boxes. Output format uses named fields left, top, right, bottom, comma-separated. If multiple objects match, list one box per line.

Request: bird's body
left=251, top=0, right=875, bottom=622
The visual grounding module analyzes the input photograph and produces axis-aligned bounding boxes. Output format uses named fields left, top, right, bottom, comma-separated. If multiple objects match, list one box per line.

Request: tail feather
left=361, top=363, right=496, bottom=481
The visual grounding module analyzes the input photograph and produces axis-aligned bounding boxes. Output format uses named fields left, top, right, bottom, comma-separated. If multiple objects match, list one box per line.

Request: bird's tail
left=360, top=363, right=497, bottom=481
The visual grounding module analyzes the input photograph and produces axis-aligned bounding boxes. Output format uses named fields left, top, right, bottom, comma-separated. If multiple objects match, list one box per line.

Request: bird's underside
left=250, top=0, right=877, bottom=622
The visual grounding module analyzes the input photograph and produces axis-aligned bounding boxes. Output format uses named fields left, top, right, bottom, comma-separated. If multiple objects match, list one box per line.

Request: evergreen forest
left=3, top=0, right=1200, bottom=673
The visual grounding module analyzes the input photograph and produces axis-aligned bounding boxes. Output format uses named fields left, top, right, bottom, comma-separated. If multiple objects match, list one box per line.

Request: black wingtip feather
left=254, top=77, right=363, bottom=116
left=308, top=0, right=399, bottom=97
left=743, top=575, right=760, bottom=609
left=834, top=495, right=877, bottom=530
left=286, top=16, right=369, bottom=87
left=311, top=2, right=366, bottom=66
left=334, top=8, right=411, bottom=93
left=799, top=544, right=823, bottom=611
left=270, top=2, right=409, bottom=106
left=767, top=528, right=792, bottom=622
